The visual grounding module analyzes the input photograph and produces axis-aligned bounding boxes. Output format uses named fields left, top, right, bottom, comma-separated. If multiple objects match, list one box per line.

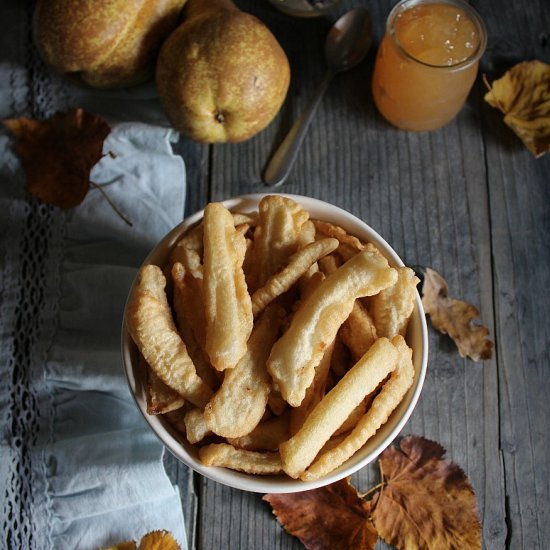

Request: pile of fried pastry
left=126, top=195, right=419, bottom=481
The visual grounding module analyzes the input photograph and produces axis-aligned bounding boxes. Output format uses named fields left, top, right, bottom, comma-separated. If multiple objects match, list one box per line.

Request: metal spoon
left=263, top=8, right=373, bottom=187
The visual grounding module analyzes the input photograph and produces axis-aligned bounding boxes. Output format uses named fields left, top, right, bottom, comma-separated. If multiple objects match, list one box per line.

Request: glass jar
left=372, top=0, right=487, bottom=131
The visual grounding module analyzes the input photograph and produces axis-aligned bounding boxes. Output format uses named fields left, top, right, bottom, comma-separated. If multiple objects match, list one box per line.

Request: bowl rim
left=121, top=193, right=428, bottom=493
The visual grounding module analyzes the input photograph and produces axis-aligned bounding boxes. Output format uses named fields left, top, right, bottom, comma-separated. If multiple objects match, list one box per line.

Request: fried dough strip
left=279, top=338, right=399, bottom=478
left=251, top=238, right=338, bottom=317
left=301, top=335, right=414, bottom=481
left=312, top=219, right=365, bottom=250
left=170, top=222, right=204, bottom=279
left=312, top=219, right=366, bottom=261
left=232, top=212, right=258, bottom=227
left=203, top=202, right=253, bottom=371
left=144, top=358, right=185, bottom=415
left=228, top=413, right=290, bottom=451
left=267, top=249, right=398, bottom=407
left=199, top=443, right=283, bottom=475
left=172, top=262, right=219, bottom=390
left=204, top=305, right=284, bottom=438
left=297, top=220, right=320, bottom=285
left=254, top=195, right=309, bottom=286
left=126, top=265, right=213, bottom=408
left=369, top=266, right=420, bottom=338
left=340, top=300, right=378, bottom=360
left=184, top=408, right=212, bottom=444
left=289, top=340, right=334, bottom=436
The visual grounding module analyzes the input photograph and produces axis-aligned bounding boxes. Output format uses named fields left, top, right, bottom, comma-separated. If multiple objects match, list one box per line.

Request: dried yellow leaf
left=137, top=530, right=181, bottom=550
left=484, top=60, right=550, bottom=157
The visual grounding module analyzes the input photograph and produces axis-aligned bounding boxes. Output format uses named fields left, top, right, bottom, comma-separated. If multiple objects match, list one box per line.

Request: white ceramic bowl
left=122, top=193, right=428, bottom=493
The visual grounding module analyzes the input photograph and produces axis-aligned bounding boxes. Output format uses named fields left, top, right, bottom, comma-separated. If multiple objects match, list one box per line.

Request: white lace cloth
left=1, top=2, right=189, bottom=548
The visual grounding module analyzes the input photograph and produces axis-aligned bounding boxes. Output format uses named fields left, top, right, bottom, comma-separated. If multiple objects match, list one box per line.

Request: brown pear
left=156, top=0, right=291, bottom=143
left=33, top=0, right=186, bottom=89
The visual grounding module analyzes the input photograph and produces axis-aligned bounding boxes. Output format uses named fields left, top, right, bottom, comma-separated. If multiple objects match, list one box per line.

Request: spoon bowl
left=325, top=9, right=373, bottom=71
left=263, top=8, right=373, bottom=187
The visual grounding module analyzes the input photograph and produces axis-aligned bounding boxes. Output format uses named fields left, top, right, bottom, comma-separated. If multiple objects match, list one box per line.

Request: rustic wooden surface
left=4, top=0, right=548, bottom=547
left=164, top=0, right=550, bottom=548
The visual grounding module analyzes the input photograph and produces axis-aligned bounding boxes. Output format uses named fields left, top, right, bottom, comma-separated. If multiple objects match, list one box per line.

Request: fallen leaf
left=370, top=435, right=481, bottom=550
left=484, top=60, right=550, bottom=157
left=422, top=267, right=493, bottom=361
left=138, top=530, right=180, bottom=550
left=264, top=477, right=378, bottom=550
left=3, top=108, right=110, bottom=208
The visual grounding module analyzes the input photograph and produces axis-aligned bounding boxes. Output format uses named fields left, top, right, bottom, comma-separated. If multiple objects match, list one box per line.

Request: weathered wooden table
left=163, top=1, right=550, bottom=548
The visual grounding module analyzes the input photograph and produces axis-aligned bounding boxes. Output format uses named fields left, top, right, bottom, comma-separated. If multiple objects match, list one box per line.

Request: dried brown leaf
left=371, top=435, right=481, bottom=550
left=3, top=108, right=110, bottom=208
left=422, top=267, right=493, bottom=361
left=484, top=60, right=550, bottom=157
left=264, top=477, right=378, bottom=550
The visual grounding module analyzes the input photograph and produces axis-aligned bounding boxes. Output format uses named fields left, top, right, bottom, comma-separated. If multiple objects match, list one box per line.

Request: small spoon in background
left=263, top=8, right=373, bottom=187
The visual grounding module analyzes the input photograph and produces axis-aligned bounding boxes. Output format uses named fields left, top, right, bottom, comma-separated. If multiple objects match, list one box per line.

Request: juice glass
left=372, top=0, right=487, bottom=131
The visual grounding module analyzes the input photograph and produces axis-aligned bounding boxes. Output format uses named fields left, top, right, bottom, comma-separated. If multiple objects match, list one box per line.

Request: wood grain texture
left=482, top=93, right=550, bottom=549
left=168, top=1, right=550, bottom=548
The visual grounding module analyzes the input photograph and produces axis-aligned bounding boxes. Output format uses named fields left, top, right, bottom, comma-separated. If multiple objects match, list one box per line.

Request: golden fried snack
left=301, top=335, right=414, bottom=481
left=228, top=413, right=290, bottom=451
left=232, top=211, right=258, bottom=227
left=183, top=408, right=212, bottom=444
left=298, top=219, right=316, bottom=247
left=298, top=270, right=326, bottom=303
left=144, top=357, right=185, bottom=415
left=170, top=222, right=204, bottom=280
left=203, top=305, right=284, bottom=438
left=312, top=219, right=365, bottom=251
left=318, top=252, right=340, bottom=275
left=198, top=443, right=283, bottom=475
left=254, top=195, right=309, bottom=286
left=170, top=213, right=257, bottom=281
left=172, top=263, right=219, bottom=390
left=296, top=220, right=319, bottom=282
left=340, top=300, right=378, bottom=360
left=267, top=249, right=398, bottom=407
left=203, top=202, right=253, bottom=371
left=289, top=340, right=334, bottom=436
left=251, top=238, right=338, bottom=317
left=312, top=219, right=366, bottom=261
left=126, top=265, right=212, bottom=408
left=370, top=266, right=420, bottom=338
left=279, top=338, right=399, bottom=478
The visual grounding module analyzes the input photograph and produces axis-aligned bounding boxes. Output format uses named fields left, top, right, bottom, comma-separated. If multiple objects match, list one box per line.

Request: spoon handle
left=263, top=71, right=335, bottom=187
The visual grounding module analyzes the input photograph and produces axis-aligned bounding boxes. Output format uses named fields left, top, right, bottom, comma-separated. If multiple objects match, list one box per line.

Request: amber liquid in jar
left=372, top=0, right=486, bottom=131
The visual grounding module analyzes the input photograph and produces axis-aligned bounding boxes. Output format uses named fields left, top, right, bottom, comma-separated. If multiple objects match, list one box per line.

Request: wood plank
left=482, top=97, right=550, bottom=549
left=478, top=0, right=550, bottom=545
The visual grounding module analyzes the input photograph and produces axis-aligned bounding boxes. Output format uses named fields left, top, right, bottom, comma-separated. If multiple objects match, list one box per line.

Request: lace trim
left=1, top=3, right=68, bottom=548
